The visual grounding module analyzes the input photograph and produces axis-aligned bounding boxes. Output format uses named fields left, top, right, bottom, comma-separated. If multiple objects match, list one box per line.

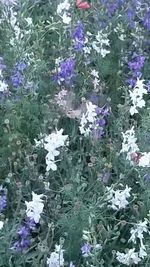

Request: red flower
left=76, top=0, right=90, bottom=10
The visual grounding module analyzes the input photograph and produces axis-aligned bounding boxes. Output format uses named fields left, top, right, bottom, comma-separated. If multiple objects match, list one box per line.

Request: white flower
left=55, top=89, right=67, bottom=106
left=57, top=0, right=70, bottom=14
left=138, top=152, right=150, bottom=167
left=0, top=0, right=17, bottom=5
left=47, top=245, right=64, bottom=267
left=116, top=249, right=141, bottom=265
left=120, top=126, right=139, bottom=163
left=0, top=221, right=4, bottom=230
left=25, top=17, right=32, bottom=26
left=57, top=0, right=71, bottom=24
left=83, top=46, right=91, bottom=54
left=79, top=101, right=98, bottom=136
left=92, top=30, right=110, bottom=58
left=86, top=102, right=97, bottom=122
left=129, top=219, right=148, bottom=244
left=129, top=79, right=147, bottom=116
left=0, top=80, right=8, bottom=92
left=91, top=70, right=99, bottom=78
left=35, top=129, right=68, bottom=172
left=106, top=185, right=131, bottom=210
left=139, top=247, right=147, bottom=259
left=62, top=13, right=71, bottom=24
left=25, top=192, right=44, bottom=223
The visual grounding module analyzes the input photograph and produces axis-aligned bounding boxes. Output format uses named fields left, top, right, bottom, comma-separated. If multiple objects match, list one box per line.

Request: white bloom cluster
left=116, top=219, right=149, bottom=265
left=0, top=0, right=17, bottom=5
left=121, top=127, right=150, bottom=167
left=116, top=248, right=141, bottom=265
left=92, top=30, right=110, bottom=58
left=0, top=221, right=4, bottom=230
left=129, top=79, right=147, bottom=116
left=55, top=89, right=68, bottom=107
left=47, top=245, right=64, bottom=267
left=35, top=129, right=68, bottom=171
left=120, top=126, right=139, bottom=162
left=114, top=23, right=126, bottom=41
left=57, top=0, right=71, bottom=24
left=0, top=68, right=8, bottom=93
left=129, top=219, right=149, bottom=258
left=106, top=185, right=131, bottom=210
left=138, top=152, right=150, bottom=167
left=79, top=101, right=97, bottom=136
left=25, top=192, right=44, bottom=223
left=91, top=69, right=100, bottom=90
left=129, top=219, right=148, bottom=244
left=7, top=6, right=33, bottom=46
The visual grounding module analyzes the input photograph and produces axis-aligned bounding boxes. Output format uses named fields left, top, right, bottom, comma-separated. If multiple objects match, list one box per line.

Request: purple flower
left=12, top=238, right=30, bottom=252
left=128, top=56, right=145, bottom=72
left=90, top=93, right=99, bottom=105
left=92, top=127, right=105, bottom=139
left=0, top=194, right=7, bottom=211
left=17, top=225, right=30, bottom=238
left=127, top=8, right=135, bottom=28
left=101, top=106, right=110, bottom=117
left=54, top=58, right=75, bottom=84
left=71, top=22, right=85, bottom=51
left=11, top=71, right=23, bottom=87
left=97, top=118, right=106, bottom=127
left=16, top=61, right=27, bottom=72
left=26, top=218, right=36, bottom=230
left=144, top=174, right=150, bottom=183
left=143, top=9, right=150, bottom=31
left=147, top=81, right=150, bottom=92
left=100, top=0, right=123, bottom=17
left=127, top=77, right=136, bottom=87
left=81, top=243, right=92, bottom=257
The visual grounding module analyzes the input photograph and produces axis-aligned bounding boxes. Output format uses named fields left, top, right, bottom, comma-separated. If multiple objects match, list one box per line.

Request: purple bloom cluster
left=100, top=0, right=124, bottom=17
left=81, top=243, right=92, bottom=257
left=12, top=219, right=36, bottom=252
left=127, top=54, right=145, bottom=87
left=143, top=9, right=150, bottom=31
left=127, top=8, right=135, bottom=28
left=11, top=61, right=27, bottom=88
left=53, top=58, right=75, bottom=84
left=93, top=105, right=110, bottom=139
left=0, top=187, right=7, bottom=212
left=71, top=22, right=85, bottom=51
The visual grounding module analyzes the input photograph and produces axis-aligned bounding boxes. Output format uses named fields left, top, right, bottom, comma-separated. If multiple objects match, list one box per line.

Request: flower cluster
left=106, top=185, right=131, bottom=210
left=35, top=129, right=68, bottom=171
left=79, top=101, right=109, bottom=138
left=116, top=248, right=141, bottom=265
left=120, top=126, right=139, bottom=162
left=127, top=55, right=145, bottom=88
left=92, top=30, right=110, bottom=58
left=11, top=61, right=27, bottom=88
left=47, top=244, right=64, bottom=267
left=116, top=219, right=149, bottom=265
left=129, top=79, right=147, bottom=115
left=57, top=0, right=71, bottom=24
left=12, top=219, right=36, bottom=252
left=25, top=192, right=44, bottom=223
left=0, top=57, right=8, bottom=94
left=71, top=22, right=86, bottom=51
left=53, top=58, right=75, bottom=85
left=0, top=186, right=7, bottom=231
left=121, top=126, right=150, bottom=167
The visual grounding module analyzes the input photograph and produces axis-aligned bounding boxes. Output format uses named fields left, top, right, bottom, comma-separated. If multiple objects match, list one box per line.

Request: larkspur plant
left=1, top=0, right=150, bottom=266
